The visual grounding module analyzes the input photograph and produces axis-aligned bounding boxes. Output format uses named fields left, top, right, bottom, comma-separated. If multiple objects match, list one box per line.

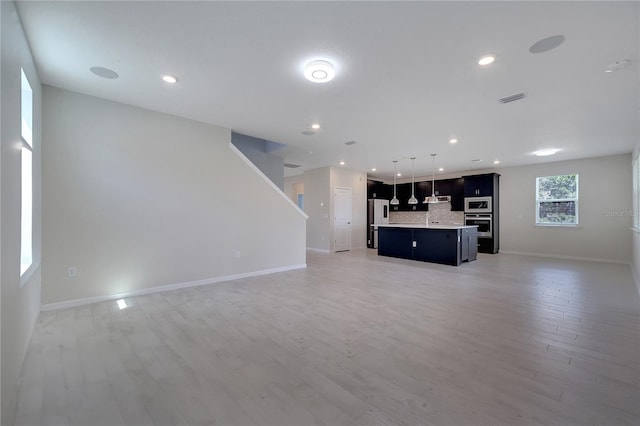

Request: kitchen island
left=377, top=224, right=478, bottom=266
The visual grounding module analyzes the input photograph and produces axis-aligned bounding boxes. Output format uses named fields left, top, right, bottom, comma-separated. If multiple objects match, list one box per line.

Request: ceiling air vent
left=499, top=92, right=526, bottom=104
left=345, top=140, right=357, bottom=146
left=284, top=163, right=301, bottom=168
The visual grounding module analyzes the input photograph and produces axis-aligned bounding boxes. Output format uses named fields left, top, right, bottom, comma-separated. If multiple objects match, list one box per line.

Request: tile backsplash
left=389, top=202, right=464, bottom=225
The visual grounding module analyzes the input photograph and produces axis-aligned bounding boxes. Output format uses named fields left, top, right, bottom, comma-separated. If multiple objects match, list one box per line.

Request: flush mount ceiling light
left=449, top=138, right=458, bottom=144
left=90, top=66, right=119, bottom=79
left=424, top=154, right=439, bottom=204
left=493, top=160, right=500, bottom=164
left=371, top=168, right=376, bottom=172
left=311, top=123, right=320, bottom=129
left=339, top=161, right=345, bottom=166
left=304, top=60, right=335, bottom=83
left=529, top=35, right=565, bottom=54
left=534, top=148, right=559, bottom=157
left=162, top=74, right=179, bottom=84
left=390, top=161, right=400, bottom=205
left=478, top=54, right=495, bottom=66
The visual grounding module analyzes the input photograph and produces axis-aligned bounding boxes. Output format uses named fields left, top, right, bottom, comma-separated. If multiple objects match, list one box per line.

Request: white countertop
left=374, top=223, right=478, bottom=230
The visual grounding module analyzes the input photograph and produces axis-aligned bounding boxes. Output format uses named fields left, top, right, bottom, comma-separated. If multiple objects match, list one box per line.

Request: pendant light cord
left=431, top=154, right=436, bottom=196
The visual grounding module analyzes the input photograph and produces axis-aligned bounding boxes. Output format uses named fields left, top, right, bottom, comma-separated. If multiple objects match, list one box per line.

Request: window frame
left=535, top=173, right=579, bottom=227
left=20, top=68, right=34, bottom=279
left=633, top=151, right=640, bottom=231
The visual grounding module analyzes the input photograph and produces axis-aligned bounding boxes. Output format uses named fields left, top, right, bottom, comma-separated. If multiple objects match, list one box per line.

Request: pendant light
left=390, top=160, right=399, bottom=205
left=424, top=153, right=439, bottom=204
left=408, top=157, right=418, bottom=204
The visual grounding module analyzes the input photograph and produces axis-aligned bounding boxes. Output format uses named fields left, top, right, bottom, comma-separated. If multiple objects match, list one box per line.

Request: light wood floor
left=15, top=250, right=640, bottom=426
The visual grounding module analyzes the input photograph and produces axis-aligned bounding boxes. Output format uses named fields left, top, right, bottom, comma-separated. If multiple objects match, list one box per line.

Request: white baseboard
left=307, top=247, right=331, bottom=253
left=41, top=263, right=307, bottom=312
left=500, top=250, right=631, bottom=265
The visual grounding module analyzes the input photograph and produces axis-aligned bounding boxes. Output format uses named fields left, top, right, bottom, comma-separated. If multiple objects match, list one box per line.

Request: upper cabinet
left=389, top=182, right=429, bottom=211
left=432, top=178, right=464, bottom=211
left=463, top=173, right=500, bottom=197
left=371, top=178, right=467, bottom=211
left=367, top=179, right=391, bottom=199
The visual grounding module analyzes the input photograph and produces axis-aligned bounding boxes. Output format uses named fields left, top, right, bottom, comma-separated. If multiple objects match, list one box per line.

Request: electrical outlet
left=67, top=266, right=77, bottom=277
left=235, top=251, right=241, bottom=258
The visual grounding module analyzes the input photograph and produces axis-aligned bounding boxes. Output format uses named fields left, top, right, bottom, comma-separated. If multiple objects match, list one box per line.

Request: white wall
left=499, top=154, right=632, bottom=263
left=1, top=1, right=43, bottom=423
left=231, top=132, right=285, bottom=190
left=285, top=167, right=367, bottom=252
left=295, top=168, right=331, bottom=251
left=42, top=86, right=306, bottom=306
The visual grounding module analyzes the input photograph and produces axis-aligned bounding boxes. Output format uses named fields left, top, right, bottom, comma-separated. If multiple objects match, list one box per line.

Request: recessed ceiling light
left=449, top=138, right=458, bottom=144
left=371, top=168, right=376, bottom=172
left=478, top=54, right=495, bottom=66
left=493, top=160, right=500, bottom=164
left=534, top=149, right=559, bottom=157
left=397, top=173, right=402, bottom=177
left=90, top=66, right=119, bottom=79
left=162, top=74, right=179, bottom=84
left=311, top=123, right=320, bottom=129
left=304, top=60, right=335, bottom=83
left=604, top=59, right=632, bottom=73
left=438, top=167, right=444, bottom=172
left=339, top=161, right=345, bottom=166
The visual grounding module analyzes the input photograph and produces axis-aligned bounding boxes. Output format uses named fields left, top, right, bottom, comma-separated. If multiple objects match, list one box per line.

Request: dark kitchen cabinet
left=412, top=229, right=457, bottom=264
left=463, top=173, right=499, bottom=197
left=378, top=227, right=413, bottom=259
left=415, top=181, right=431, bottom=211
left=450, top=178, right=465, bottom=211
left=462, top=173, right=500, bottom=254
left=367, top=179, right=391, bottom=200
left=431, top=179, right=449, bottom=196
left=378, top=226, right=478, bottom=266
left=431, top=178, right=464, bottom=211
left=391, top=183, right=409, bottom=211
left=391, top=183, right=428, bottom=211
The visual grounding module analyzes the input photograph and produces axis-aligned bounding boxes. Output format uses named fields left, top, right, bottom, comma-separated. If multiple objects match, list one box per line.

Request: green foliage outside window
left=536, top=174, right=578, bottom=225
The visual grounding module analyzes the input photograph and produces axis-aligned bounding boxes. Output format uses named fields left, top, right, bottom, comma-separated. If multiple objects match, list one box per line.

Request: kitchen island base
left=378, top=225, right=478, bottom=266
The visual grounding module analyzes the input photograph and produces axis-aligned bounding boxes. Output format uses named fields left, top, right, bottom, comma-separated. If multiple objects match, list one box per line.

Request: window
left=536, top=174, right=578, bottom=226
left=20, top=68, right=33, bottom=276
left=633, top=152, right=640, bottom=230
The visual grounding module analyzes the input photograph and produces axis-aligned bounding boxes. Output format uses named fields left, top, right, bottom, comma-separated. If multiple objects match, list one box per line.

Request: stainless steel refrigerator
left=367, top=199, right=389, bottom=248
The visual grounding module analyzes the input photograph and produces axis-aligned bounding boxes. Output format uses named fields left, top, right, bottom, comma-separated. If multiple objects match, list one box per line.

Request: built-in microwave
left=464, top=196, right=492, bottom=213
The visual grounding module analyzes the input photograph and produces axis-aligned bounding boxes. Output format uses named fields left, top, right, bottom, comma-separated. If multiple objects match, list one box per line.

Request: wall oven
left=464, top=196, right=492, bottom=213
left=465, top=213, right=492, bottom=238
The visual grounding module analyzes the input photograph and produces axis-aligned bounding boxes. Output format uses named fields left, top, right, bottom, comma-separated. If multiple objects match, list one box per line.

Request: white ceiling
left=15, top=1, right=639, bottom=181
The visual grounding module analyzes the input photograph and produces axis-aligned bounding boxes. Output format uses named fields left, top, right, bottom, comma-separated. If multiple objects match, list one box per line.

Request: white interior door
left=334, top=187, right=352, bottom=252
